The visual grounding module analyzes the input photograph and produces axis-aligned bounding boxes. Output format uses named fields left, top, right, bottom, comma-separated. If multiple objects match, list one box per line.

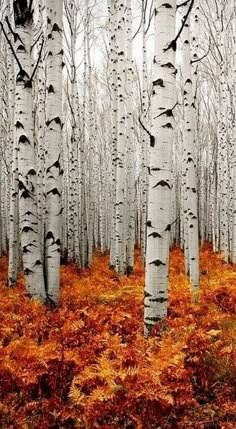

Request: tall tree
left=182, top=1, right=199, bottom=289
left=126, top=0, right=135, bottom=274
left=11, top=0, right=46, bottom=300
left=45, top=0, right=63, bottom=304
left=140, top=0, right=149, bottom=262
left=108, top=0, right=118, bottom=269
left=144, top=0, right=176, bottom=335
left=115, top=0, right=126, bottom=274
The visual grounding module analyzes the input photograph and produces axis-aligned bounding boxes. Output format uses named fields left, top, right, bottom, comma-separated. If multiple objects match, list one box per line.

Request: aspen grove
left=0, top=0, right=235, bottom=428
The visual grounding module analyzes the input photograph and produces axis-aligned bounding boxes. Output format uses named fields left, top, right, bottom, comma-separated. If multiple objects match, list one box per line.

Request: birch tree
left=108, top=0, right=118, bottom=269
left=144, top=0, right=176, bottom=335
left=10, top=0, right=46, bottom=300
left=45, top=0, right=63, bottom=304
left=140, top=0, right=149, bottom=261
left=182, top=1, right=199, bottom=289
left=64, top=0, right=81, bottom=265
left=126, top=0, right=135, bottom=273
left=114, top=0, right=126, bottom=274
left=3, top=1, right=20, bottom=286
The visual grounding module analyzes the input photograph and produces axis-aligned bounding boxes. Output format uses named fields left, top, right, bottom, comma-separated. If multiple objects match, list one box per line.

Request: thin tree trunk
left=115, top=0, right=126, bottom=274
left=182, top=3, right=199, bottom=289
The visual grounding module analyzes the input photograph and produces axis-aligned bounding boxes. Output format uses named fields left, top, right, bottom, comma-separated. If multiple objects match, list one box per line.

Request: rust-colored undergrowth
left=0, top=244, right=235, bottom=428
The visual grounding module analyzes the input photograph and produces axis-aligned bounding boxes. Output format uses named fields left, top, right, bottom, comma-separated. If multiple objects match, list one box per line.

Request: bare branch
left=139, top=116, right=155, bottom=147
left=5, top=15, right=23, bottom=44
left=29, top=37, right=44, bottom=82
left=164, top=0, right=194, bottom=52
left=0, top=21, right=23, bottom=72
left=31, top=30, right=43, bottom=52
left=191, top=39, right=211, bottom=64
left=177, top=0, right=191, bottom=9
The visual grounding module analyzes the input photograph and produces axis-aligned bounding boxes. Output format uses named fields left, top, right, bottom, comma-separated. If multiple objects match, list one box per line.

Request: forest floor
left=0, top=244, right=235, bottom=429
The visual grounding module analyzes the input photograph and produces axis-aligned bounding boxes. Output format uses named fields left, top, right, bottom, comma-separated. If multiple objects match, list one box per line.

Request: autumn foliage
left=0, top=244, right=235, bottom=428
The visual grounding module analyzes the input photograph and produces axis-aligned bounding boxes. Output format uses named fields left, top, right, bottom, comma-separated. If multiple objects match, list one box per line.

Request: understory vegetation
left=0, top=244, right=235, bottom=429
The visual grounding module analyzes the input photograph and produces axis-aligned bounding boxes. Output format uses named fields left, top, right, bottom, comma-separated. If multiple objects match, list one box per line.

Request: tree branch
left=31, top=30, right=43, bottom=52
left=177, top=0, right=191, bottom=9
left=0, top=21, right=23, bottom=72
left=145, top=6, right=154, bottom=35
left=164, top=0, right=194, bottom=52
left=132, top=0, right=148, bottom=40
left=139, top=116, right=155, bottom=147
left=5, top=15, right=24, bottom=44
left=154, top=102, right=179, bottom=119
left=161, top=216, right=180, bottom=233
left=132, top=16, right=142, bottom=40
left=29, top=37, right=44, bottom=82
left=191, top=39, right=211, bottom=64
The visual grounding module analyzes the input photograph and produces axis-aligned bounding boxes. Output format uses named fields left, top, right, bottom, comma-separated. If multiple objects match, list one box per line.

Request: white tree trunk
left=4, top=5, right=20, bottom=284
left=126, top=0, right=135, bottom=273
left=45, top=0, right=63, bottom=304
left=182, top=5, right=199, bottom=289
left=144, top=0, right=176, bottom=335
left=108, top=0, right=118, bottom=268
left=13, top=1, right=46, bottom=300
left=115, top=0, right=126, bottom=274
left=140, top=0, right=149, bottom=262
left=231, top=18, right=236, bottom=262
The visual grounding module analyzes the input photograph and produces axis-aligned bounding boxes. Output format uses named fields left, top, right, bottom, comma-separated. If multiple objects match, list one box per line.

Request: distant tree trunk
left=115, top=0, right=126, bottom=274
left=45, top=0, right=63, bottom=304
left=182, top=3, right=199, bottom=290
left=140, top=0, right=149, bottom=261
left=126, top=0, right=135, bottom=274
left=0, top=32, right=10, bottom=257
left=218, top=28, right=229, bottom=262
left=35, top=2, right=46, bottom=256
left=79, top=14, right=89, bottom=269
left=0, top=158, right=2, bottom=258
left=87, top=5, right=95, bottom=266
left=144, top=0, right=176, bottom=336
left=231, top=18, right=236, bottom=263
left=65, top=0, right=80, bottom=265
left=108, top=0, right=118, bottom=269
left=70, top=9, right=80, bottom=266
left=13, top=0, right=46, bottom=300
left=4, top=3, right=20, bottom=284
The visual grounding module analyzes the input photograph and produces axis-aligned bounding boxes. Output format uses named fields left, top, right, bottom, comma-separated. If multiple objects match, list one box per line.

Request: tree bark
left=144, top=0, right=176, bottom=336
left=13, top=0, right=46, bottom=300
left=45, top=0, right=63, bottom=304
